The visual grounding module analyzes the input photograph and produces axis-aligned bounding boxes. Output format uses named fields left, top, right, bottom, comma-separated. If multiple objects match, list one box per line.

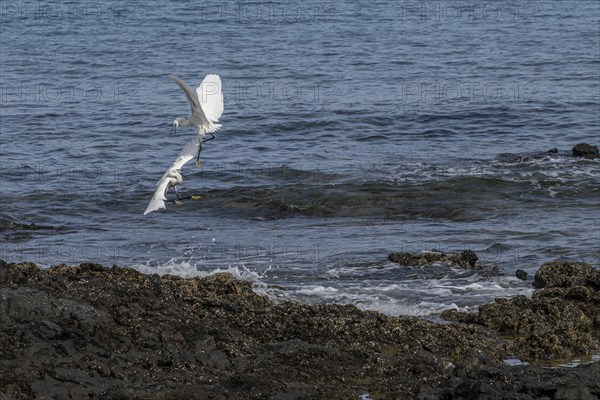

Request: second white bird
left=143, top=136, right=201, bottom=215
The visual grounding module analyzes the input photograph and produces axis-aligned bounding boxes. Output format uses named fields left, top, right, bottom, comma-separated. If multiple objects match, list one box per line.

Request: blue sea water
left=1, top=0, right=599, bottom=315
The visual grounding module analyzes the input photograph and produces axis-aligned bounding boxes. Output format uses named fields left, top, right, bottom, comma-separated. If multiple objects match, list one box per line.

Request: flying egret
left=170, top=74, right=224, bottom=166
left=144, top=136, right=202, bottom=215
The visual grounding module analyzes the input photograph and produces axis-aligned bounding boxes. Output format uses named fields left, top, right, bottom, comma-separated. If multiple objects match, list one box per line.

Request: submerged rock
left=515, top=269, right=528, bottom=281
left=0, top=218, right=66, bottom=243
left=572, top=143, right=600, bottom=159
left=388, top=249, right=479, bottom=269
left=1, top=260, right=599, bottom=399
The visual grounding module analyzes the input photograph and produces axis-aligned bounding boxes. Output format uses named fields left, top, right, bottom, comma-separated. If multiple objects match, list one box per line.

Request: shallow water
left=1, top=0, right=598, bottom=316
left=504, top=354, right=600, bottom=368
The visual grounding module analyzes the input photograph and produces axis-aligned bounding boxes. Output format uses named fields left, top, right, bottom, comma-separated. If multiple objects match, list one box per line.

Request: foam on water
left=123, top=258, right=533, bottom=317
left=386, top=153, right=599, bottom=199
left=285, top=284, right=477, bottom=316
left=128, top=259, right=270, bottom=296
left=275, top=273, right=532, bottom=316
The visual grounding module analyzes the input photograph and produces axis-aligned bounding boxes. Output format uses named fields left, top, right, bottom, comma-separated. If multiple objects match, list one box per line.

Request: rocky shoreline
left=1, top=258, right=598, bottom=399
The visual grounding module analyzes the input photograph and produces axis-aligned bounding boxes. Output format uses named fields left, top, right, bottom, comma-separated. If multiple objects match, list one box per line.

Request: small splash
left=129, top=259, right=269, bottom=295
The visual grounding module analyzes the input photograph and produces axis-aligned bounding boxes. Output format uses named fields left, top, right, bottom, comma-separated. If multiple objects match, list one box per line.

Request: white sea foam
left=296, top=285, right=339, bottom=295
left=287, top=273, right=533, bottom=316
left=125, top=258, right=533, bottom=317
left=129, top=259, right=270, bottom=295
left=386, top=155, right=599, bottom=198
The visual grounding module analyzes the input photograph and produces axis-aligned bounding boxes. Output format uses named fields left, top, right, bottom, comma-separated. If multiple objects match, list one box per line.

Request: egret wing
left=196, top=74, right=224, bottom=123
left=144, top=137, right=200, bottom=215
left=170, top=74, right=201, bottom=115
left=170, top=135, right=200, bottom=169
left=157, top=136, right=200, bottom=183
left=144, top=178, right=171, bottom=215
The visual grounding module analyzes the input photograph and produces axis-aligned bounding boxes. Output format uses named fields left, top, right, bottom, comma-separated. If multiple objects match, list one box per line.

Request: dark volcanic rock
left=515, top=269, right=528, bottom=281
left=444, top=261, right=600, bottom=361
left=1, top=260, right=599, bottom=399
left=440, top=309, right=478, bottom=324
left=428, top=362, right=600, bottom=400
left=388, top=249, right=479, bottom=269
left=572, top=143, right=600, bottom=159
left=477, top=296, right=598, bottom=359
left=0, top=260, right=508, bottom=399
left=533, top=261, right=600, bottom=289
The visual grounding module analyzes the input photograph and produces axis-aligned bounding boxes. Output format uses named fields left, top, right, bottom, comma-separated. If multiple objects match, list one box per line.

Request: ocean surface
left=1, top=0, right=599, bottom=316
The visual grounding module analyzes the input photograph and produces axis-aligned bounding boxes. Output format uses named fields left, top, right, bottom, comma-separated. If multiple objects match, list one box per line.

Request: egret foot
left=191, top=195, right=202, bottom=200
left=195, top=160, right=201, bottom=167
left=174, top=200, right=183, bottom=205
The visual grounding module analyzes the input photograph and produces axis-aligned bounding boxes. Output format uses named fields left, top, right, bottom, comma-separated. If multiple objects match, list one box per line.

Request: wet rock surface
left=388, top=249, right=480, bottom=269
left=533, top=261, right=600, bottom=289
left=1, top=260, right=599, bottom=399
left=572, top=143, right=600, bottom=159
left=515, top=269, right=528, bottom=281
left=443, top=261, right=600, bottom=361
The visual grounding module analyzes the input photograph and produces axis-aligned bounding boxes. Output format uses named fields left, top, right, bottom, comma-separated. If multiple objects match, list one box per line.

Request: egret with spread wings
left=170, top=74, right=224, bottom=166
left=143, top=136, right=202, bottom=215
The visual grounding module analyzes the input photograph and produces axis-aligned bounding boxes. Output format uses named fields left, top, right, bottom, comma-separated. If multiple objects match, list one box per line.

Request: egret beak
left=169, top=124, right=177, bottom=136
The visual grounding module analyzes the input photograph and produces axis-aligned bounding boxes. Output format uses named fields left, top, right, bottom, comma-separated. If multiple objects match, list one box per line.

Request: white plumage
left=144, top=73, right=225, bottom=215
left=170, top=74, right=224, bottom=166
left=196, top=74, right=224, bottom=129
left=170, top=74, right=224, bottom=135
left=143, top=136, right=200, bottom=215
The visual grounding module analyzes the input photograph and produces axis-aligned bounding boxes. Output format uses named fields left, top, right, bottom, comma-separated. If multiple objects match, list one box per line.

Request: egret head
left=170, top=118, right=185, bottom=135
left=167, top=167, right=183, bottom=179
left=173, top=168, right=184, bottom=181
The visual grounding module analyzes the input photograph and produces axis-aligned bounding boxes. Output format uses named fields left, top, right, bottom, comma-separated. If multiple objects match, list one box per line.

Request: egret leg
left=195, top=133, right=215, bottom=166
left=174, top=187, right=183, bottom=205
left=175, top=195, right=202, bottom=200
left=203, top=132, right=215, bottom=144
left=195, top=144, right=203, bottom=166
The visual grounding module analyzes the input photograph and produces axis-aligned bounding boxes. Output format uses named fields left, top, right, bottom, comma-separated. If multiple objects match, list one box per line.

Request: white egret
left=170, top=74, right=224, bottom=166
left=144, top=136, right=202, bottom=215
